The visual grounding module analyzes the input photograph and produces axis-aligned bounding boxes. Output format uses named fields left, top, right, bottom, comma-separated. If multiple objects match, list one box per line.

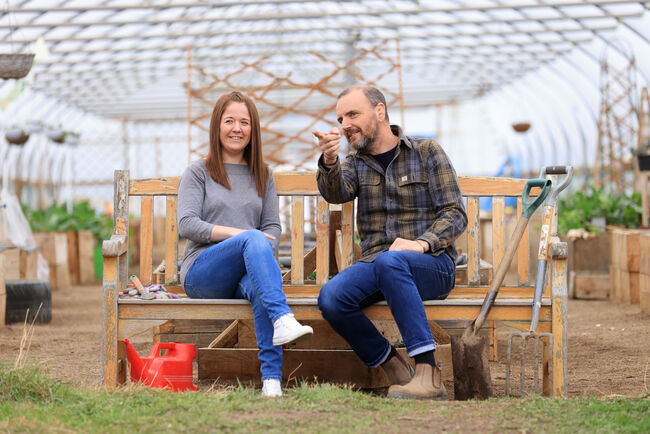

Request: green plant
left=22, top=201, right=112, bottom=243
left=558, top=185, right=642, bottom=234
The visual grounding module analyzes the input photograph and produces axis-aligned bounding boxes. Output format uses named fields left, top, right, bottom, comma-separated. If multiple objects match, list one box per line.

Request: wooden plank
left=273, top=172, right=541, bottom=197
left=640, top=272, right=650, bottom=314
left=466, top=197, right=480, bottom=286
left=340, top=201, right=355, bottom=270
left=640, top=233, right=650, bottom=275
left=517, top=197, right=530, bottom=284
left=620, top=229, right=641, bottom=272
left=208, top=320, right=239, bottom=348
left=78, top=230, right=96, bottom=284
left=197, top=346, right=453, bottom=387
left=129, top=173, right=548, bottom=199
left=129, top=177, right=180, bottom=196
left=65, top=231, right=80, bottom=285
left=165, top=196, right=178, bottom=284
left=274, top=172, right=319, bottom=195
left=316, top=198, right=329, bottom=285
left=118, top=300, right=551, bottom=323
left=140, top=196, right=154, bottom=285
left=291, top=196, right=304, bottom=285
left=19, top=249, right=38, bottom=280
left=492, top=197, right=506, bottom=276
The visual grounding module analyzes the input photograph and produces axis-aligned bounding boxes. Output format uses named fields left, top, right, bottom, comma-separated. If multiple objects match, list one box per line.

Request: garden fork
left=505, top=165, right=573, bottom=396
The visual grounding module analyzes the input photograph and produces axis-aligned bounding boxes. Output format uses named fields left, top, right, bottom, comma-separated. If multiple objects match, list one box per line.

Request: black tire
left=5, top=280, right=52, bottom=324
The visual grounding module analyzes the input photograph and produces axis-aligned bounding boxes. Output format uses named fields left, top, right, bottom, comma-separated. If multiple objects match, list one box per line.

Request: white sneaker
left=262, top=379, right=282, bottom=397
left=272, top=313, right=314, bottom=346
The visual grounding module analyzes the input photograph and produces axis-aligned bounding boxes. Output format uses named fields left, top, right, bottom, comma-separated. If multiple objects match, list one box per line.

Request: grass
left=0, top=365, right=648, bottom=433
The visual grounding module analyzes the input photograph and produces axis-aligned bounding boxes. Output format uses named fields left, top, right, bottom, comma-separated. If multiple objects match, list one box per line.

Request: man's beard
left=348, top=121, right=378, bottom=154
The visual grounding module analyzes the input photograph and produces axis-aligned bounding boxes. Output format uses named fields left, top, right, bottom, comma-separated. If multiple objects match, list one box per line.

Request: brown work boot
left=387, top=363, right=448, bottom=400
left=381, top=351, right=414, bottom=386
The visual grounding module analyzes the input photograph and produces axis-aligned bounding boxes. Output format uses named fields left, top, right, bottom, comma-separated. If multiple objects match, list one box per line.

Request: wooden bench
left=102, top=170, right=568, bottom=397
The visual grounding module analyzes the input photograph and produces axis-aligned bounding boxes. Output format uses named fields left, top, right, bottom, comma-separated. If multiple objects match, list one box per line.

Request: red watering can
left=124, top=338, right=198, bottom=392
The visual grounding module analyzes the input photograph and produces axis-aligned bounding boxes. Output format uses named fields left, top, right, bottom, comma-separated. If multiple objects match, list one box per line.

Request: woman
left=178, top=91, right=313, bottom=397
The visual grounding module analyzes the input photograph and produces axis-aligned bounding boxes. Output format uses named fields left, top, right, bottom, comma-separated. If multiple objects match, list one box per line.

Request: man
left=312, top=86, right=467, bottom=400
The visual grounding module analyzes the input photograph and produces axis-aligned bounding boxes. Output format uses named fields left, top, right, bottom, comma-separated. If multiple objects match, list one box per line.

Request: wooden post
left=103, top=170, right=130, bottom=388
left=550, top=241, right=568, bottom=397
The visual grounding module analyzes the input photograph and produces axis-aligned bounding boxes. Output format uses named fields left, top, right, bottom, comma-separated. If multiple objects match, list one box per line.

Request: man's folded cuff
left=417, top=233, right=439, bottom=252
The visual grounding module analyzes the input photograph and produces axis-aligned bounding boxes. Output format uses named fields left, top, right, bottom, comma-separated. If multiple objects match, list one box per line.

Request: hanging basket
left=0, top=53, right=35, bottom=79
left=5, top=128, right=29, bottom=145
left=512, top=122, right=531, bottom=133
left=47, top=129, right=65, bottom=144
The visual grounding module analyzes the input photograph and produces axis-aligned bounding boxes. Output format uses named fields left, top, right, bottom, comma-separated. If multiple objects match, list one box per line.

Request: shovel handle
left=521, top=179, right=552, bottom=219
left=472, top=179, right=551, bottom=332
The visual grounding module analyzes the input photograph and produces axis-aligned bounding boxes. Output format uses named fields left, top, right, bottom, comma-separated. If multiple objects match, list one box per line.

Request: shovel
left=451, top=177, right=551, bottom=400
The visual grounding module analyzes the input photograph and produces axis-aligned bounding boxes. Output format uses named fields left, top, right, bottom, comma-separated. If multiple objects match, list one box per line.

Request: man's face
left=336, top=89, right=379, bottom=154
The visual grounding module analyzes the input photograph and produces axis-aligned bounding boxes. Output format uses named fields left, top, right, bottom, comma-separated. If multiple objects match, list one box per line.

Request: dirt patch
left=1, top=284, right=649, bottom=397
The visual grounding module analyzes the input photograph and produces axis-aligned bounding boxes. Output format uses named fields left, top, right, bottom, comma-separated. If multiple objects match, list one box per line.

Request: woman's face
left=219, top=101, right=252, bottom=163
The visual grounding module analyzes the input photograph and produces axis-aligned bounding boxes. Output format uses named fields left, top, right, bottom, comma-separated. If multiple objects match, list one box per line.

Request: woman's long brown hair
left=205, top=91, right=269, bottom=196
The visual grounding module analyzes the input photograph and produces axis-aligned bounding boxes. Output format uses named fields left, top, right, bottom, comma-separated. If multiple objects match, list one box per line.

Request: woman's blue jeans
left=183, top=230, right=290, bottom=381
left=318, top=250, right=455, bottom=367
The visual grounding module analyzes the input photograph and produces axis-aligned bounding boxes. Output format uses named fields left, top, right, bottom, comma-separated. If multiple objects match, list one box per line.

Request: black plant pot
left=638, top=154, right=650, bottom=172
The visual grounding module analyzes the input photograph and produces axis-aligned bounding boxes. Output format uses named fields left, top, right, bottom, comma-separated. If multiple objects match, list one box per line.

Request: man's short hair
left=338, top=86, right=390, bottom=122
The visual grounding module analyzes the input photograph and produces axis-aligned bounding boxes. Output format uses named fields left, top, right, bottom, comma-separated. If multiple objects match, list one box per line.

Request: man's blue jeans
left=318, top=250, right=455, bottom=367
left=183, top=230, right=290, bottom=381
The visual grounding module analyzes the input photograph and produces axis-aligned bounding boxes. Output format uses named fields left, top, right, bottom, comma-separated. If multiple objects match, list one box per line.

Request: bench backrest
left=114, top=171, right=538, bottom=291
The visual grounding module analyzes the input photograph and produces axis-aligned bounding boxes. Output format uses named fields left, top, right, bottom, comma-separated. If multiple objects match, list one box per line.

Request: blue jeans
left=184, top=230, right=290, bottom=381
left=318, top=250, right=455, bottom=367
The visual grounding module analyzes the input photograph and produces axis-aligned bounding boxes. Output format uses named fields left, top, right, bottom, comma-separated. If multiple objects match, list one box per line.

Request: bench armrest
left=102, top=234, right=128, bottom=257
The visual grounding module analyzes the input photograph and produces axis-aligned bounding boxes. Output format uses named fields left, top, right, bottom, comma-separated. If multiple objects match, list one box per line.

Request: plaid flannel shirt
left=317, top=125, right=467, bottom=263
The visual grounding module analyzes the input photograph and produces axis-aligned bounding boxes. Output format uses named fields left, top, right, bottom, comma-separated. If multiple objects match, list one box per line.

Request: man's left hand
left=389, top=238, right=429, bottom=253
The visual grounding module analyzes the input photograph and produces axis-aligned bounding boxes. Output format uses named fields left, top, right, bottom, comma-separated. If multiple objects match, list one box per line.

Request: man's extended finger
left=312, top=129, right=326, bottom=139
left=264, top=233, right=276, bottom=240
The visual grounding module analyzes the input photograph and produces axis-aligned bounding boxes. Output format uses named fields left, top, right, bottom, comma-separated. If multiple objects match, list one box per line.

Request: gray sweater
left=177, top=159, right=282, bottom=285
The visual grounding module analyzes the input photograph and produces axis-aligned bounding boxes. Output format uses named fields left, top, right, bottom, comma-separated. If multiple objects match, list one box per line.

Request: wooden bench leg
left=102, top=250, right=128, bottom=388
left=551, top=242, right=568, bottom=397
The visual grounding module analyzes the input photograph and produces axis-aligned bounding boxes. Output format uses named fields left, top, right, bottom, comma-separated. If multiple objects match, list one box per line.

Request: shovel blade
left=451, top=329, right=494, bottom=400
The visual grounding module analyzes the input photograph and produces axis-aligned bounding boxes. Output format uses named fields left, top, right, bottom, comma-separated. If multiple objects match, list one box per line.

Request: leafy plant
left=558, top=185, right=642, bottom=234
left=22, top=201, right=113, bottom=243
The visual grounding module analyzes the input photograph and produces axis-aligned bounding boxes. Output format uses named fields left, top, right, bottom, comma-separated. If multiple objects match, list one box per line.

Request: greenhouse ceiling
left=2, top=0, right=649, bottom=121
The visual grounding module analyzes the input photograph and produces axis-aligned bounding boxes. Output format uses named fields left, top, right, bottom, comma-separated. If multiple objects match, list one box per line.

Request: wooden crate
left=0, top=248, right=20, bottom=280
left=570, top=271, right=609, bottom=300
left=641, top=233, right=650, bottom=313
left=198, top=346, right=453, bottom=387
left=33, top=232, right=70, bottom=291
